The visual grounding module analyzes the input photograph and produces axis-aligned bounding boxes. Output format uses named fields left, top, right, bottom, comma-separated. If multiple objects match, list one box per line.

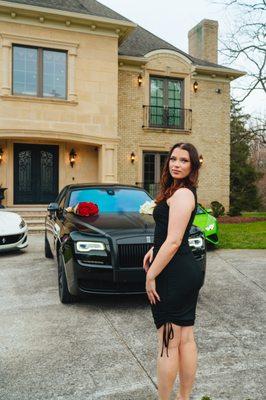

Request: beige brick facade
left=118, top=53, right=231, bottom=210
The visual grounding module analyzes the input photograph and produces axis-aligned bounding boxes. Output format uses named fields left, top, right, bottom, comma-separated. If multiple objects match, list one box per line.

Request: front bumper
left=77, top=263, right=147, bottom=295
left=0, top=229, right=28, bottom=252
left=68, top=249, right=206, bottom=296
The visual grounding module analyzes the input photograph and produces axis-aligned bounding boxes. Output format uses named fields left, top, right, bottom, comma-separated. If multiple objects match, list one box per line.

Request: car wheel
left=57, top=251, right=76, bottom=304
left=45, top=232, right=53, bottom=259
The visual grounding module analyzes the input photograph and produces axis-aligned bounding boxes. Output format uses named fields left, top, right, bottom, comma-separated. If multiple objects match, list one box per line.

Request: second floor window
left=12, top=45, right=67, bottom=99
left=150, top=76, right=184, bottom=128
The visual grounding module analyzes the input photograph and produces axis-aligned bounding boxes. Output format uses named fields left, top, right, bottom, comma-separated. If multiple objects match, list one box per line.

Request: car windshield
left=196, top=205, right=205, bottom=215
left=68, top=187, right=153, bottom=213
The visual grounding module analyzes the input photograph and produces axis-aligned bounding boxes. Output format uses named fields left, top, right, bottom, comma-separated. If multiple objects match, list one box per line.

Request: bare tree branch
left=216, top=0, right=266, bottom=105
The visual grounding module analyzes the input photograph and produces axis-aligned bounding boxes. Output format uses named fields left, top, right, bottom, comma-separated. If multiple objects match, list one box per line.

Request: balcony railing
left=135, top=182, right=161, bottom=199
left=142, top=105, right=192, bottom=131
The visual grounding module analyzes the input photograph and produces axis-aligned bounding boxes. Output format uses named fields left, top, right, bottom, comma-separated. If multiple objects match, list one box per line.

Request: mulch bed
left=217, top=216, right=266, bottom=224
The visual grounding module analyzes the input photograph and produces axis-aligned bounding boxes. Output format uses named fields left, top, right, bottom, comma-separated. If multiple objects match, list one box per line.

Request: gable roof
left=4, top=0, right=131, bottom=21
left=119, top=25, right=239, bottom=71
left=4, top=0, right=244, bottom=74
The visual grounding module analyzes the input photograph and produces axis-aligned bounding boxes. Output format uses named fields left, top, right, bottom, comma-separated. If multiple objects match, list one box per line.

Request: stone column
left=68, top=48, right=78, bottom=101
left=98, top=143, right=118, bottom=183
left=1, top=39, right=12, bottom=95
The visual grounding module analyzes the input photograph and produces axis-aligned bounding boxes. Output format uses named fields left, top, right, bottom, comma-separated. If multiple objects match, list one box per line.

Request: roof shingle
left=5, top=0, right=240, bottom=71
left=5, top=0, right=131, bottom=21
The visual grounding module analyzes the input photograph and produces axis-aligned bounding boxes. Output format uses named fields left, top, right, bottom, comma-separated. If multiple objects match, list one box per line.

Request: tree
left=229, top=101, right=263, bottom=214
left=219, top=0, right=266, bottom=104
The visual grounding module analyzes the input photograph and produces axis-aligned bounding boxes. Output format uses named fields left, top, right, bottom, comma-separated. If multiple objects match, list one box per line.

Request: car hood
left=0, top=211, right=22, bottom=235
left=194, top=213, right=216, bottom=229
left=67, top=212, right=155, bottom=237
left=66, top=212, right=203, bottom=238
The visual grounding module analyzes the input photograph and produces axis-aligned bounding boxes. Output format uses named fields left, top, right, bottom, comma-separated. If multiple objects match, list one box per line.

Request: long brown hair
left=155, top=142, right=201, bottom=204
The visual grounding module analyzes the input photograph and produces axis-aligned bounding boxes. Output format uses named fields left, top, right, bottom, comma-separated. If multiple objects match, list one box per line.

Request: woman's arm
left=146, top=188, right=195, bottom=304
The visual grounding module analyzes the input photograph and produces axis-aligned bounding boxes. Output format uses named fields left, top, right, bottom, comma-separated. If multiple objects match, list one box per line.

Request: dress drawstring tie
left=161, top=322, right=174, bottom=357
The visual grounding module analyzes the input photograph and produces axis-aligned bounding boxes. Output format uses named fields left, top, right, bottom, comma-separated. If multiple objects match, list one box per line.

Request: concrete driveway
left=0, top=235, right=265, bottom=400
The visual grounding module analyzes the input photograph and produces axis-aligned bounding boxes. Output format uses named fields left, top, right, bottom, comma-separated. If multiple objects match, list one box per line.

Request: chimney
left=188, top=19, right=218, bottom=64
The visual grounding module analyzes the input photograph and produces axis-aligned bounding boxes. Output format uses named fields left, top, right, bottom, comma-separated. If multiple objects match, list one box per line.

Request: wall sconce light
left=138, top=74, right=143, bottom=86
left=193, top=81, right=199, bottom=93
left=0, top=147, right=3, bottom=164
left=69, top=148, right=77, bottom=168
left=199, top=154, right=203, bottom=165
left=130, top=152, right=136, bottom=163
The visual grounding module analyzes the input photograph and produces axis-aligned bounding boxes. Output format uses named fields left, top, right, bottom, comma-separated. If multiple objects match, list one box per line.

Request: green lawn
left=242, top=211, right=266, bottom=218
left=217, top=221, right=266, bottom=249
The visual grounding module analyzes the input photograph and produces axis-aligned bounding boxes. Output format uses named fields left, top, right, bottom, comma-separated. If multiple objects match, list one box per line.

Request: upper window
left=12, top=45, right=67, bottom=99
left=149, top=76, right=184, bottom=129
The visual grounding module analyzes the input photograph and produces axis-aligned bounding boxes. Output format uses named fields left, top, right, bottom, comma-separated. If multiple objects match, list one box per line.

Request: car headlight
left=205, top=223, right=215, bottom=231
left=188, top=237, right=204, bottom=249
left=19, top=218, right=26, bottom=229
left=76, top=241, right=105, bottom=252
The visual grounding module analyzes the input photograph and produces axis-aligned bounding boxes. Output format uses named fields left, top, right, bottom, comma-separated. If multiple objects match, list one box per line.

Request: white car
left=0, top=210, right=28, bottom=252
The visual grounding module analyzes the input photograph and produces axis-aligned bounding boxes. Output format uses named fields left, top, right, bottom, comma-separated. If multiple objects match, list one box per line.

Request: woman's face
left=169, top=147, right=191, bottom=180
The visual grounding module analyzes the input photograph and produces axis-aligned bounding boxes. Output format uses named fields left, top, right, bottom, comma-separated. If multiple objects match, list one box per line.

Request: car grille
left=0, top=234, right=24, bottom=245
left=192, top=249, right=204, bottom=261
left=118, top=243, right=153, bottom=268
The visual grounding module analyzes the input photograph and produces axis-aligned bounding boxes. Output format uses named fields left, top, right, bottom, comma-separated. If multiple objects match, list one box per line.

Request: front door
left=14, top=143, right=59, bottom=204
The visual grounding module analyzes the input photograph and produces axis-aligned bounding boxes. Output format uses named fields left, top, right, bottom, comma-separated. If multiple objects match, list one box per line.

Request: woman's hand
left=143, top=246, right=154, bottom=273
left=146, top=271, right=160, bottom=304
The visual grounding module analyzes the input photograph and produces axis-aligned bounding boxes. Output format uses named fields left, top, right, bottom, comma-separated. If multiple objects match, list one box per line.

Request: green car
left=193, top=204, right=219, bottom=247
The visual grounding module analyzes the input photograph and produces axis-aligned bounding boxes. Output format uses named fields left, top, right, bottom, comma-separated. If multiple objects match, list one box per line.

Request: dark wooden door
left=14, top=143, right=59, bottom=204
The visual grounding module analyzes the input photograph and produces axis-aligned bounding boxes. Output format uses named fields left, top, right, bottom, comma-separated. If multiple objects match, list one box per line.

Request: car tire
left=45, top=232, right=53, bottom=259
left=57, top=251, right=76, bottom=304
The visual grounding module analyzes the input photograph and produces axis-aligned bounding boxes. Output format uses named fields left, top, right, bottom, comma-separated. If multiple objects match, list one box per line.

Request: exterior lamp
left=69, top=148, right=77, bottom=168
left=193, top=81, right=199, bottom=93
left=138, top=74, right=143, bottom=86
left=130, top=152, right=136, bottom=163
left=199, top=154, right=203, bottom=165
left=0, top=147, right=3, bottom=163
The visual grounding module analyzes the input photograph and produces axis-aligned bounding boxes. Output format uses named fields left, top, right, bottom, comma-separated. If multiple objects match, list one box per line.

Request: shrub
left=228, top=204, right=242, bottom=216
left=210, top=201, right=225, bottom=218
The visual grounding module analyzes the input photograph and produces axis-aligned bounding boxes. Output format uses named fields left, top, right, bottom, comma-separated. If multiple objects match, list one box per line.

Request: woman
left=143, top=142, right=202, bottom=400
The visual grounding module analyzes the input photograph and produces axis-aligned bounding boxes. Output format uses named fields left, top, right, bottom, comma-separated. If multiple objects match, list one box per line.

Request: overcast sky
left=100, top=0, right=265, bottom=118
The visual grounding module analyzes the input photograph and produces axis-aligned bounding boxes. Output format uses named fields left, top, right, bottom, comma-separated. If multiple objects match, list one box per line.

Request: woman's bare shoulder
left=166, top=187, right=195, bottom=208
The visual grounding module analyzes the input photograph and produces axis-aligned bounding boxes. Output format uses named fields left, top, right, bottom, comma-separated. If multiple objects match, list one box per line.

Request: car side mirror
left=47, top=203, right=60, bottom=218
left=47, top=202, right=59, bottom=212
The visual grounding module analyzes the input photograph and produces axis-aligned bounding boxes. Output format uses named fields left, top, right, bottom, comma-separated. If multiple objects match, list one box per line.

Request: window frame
left=12, top=44, right=68, bottom=100
left=148, top=75, right=185, bottom=129
left=149, top=75, right=184, bottom=109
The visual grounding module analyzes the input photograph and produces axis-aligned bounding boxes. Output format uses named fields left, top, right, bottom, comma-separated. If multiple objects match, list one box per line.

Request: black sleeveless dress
left=151, top=186, right=202, bottom=357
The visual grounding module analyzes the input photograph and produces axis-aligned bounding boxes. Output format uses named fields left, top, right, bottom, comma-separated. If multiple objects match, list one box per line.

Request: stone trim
left=0, top=129, right=121, bottom=146
left=1, top=33, right=79, bottom=100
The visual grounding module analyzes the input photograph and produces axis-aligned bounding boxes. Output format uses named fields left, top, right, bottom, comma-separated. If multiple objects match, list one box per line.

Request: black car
left=45, top=184, right=206, bottom=303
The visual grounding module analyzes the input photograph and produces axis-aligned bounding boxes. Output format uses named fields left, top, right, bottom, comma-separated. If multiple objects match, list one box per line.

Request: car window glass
left=59, top=195, right=66, bottom=209
left=56, top=187, right=68, bottom=205
left=196, top=205, right=205, bottom=214
left=68, top=188, right=152, bottom=212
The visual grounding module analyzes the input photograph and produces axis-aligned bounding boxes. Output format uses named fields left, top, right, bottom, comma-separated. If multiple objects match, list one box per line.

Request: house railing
left=142, top=105, right=192, bottom=131
left=135, top=182, right=161, bottom=199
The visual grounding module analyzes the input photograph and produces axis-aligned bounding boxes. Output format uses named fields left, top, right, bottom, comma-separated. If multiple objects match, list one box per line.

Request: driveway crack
left=99, top=306, right=157, bottom=390
left=215, top=252, right=265, bottom=293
